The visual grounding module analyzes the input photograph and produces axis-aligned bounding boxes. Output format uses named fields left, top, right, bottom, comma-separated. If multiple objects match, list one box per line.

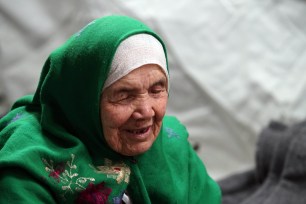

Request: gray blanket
left=218, top=120, right=306, bottom=204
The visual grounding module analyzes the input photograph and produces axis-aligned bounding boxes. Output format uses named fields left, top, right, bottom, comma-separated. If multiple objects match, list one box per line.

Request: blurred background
left=1, top=0, right=306, bottom=181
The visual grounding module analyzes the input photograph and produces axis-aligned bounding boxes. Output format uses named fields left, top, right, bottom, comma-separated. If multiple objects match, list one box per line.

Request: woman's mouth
left=125, top=126, right=151, bottom=140
left=127, top=127, right=150, bottom=134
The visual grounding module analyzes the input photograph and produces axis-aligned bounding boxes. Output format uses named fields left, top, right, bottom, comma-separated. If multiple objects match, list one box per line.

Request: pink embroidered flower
left=76, top=182, right=112, bottom=204
left=49, top=162, right=65, bottom=182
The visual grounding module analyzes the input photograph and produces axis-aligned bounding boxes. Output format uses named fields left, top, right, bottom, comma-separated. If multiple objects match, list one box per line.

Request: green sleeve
left=188, top=143, right=222, bottom=204
left=0, top=169, right=56, bottom=203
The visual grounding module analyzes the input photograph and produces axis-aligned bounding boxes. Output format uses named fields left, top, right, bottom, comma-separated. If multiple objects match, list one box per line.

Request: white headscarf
left=103, top=34, right=168, bottom=91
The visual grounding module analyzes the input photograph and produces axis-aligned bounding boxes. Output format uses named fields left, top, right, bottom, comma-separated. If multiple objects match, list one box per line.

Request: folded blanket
left=218, top=120, right=306, bottom=204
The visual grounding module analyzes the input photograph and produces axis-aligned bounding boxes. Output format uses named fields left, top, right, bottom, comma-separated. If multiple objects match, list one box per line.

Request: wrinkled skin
left=100, top=64, right=168, bottom=156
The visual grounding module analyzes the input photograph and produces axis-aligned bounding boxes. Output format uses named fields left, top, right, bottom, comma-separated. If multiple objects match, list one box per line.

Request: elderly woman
left=0, top=15, right=221, bottom=203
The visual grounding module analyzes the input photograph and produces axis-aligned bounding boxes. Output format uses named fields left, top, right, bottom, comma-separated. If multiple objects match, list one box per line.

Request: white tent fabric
left=1, top=0, right=306, bottom=180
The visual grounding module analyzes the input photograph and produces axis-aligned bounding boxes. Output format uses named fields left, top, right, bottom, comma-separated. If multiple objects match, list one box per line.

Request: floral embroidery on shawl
left=11, top=113, right=23, bottom=122
left=75, top=182, right=112, bottom=204
left=6, top=112, right=23, bottom=126
left=90, top=159, right=131, bottom=184
left=42, top=155, right=130, bottom=203
left=42, top=154, right=95, bottom=199
left=165, top=127, right=180, bottom=139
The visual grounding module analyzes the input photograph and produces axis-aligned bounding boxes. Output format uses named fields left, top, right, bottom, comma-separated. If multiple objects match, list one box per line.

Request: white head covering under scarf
left=103, top=34, right=168, bottom=91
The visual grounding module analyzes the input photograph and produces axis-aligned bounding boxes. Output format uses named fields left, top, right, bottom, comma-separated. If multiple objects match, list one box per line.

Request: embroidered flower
left=42, top=154, right=95, bottom=200
left=12, top=113, right=22, bottom=122
left=49, top=162, right=65, bottom=182
left=42, top=155, right=129, bottom=202
left=7, top=112, right=23, bottom=125
left=90, top=159, right=131, bottom=184
left=165, top=127, right=180, bottom=139
left=76, top=182, right=112, bottom=204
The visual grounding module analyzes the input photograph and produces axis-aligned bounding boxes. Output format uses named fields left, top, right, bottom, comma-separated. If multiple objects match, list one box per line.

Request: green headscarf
left=0, top=15, right=221, bottom=203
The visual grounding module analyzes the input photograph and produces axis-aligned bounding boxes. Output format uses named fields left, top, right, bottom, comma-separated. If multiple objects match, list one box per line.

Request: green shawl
left=0, top=15, right=221, bottom=203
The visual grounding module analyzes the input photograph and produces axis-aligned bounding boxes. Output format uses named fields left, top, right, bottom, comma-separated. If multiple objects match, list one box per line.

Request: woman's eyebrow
left=151, top=78, right=167, bottom=87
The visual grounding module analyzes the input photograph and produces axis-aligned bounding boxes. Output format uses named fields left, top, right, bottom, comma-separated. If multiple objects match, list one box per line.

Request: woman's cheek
left=110, top=106, right=133, bottom=125
left=156, top=97, right=168, bottom=119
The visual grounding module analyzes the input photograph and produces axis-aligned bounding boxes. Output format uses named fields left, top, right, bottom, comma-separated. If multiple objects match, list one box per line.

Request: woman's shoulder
left=0, top=103, right=41, bottom=156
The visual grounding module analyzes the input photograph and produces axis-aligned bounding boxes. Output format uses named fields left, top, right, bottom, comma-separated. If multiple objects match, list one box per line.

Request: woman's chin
left=120, top=141, right=154, bottom=156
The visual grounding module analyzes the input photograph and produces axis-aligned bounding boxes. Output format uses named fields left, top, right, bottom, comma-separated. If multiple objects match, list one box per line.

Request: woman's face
left=100, top=64, right=168, bottom=156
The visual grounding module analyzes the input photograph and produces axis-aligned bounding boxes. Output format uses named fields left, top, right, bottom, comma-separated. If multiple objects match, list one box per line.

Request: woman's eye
left=110, top=92, right=131, bottom=103
left=152, top=89, right=162, bottom=94
left=151, top=86, right=165, bottom=95
left=117, top=94, right=131, bottom=101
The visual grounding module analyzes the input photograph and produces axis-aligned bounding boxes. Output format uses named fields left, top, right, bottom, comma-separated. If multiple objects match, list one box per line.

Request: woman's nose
left=132, top=99, right=154, bottom=120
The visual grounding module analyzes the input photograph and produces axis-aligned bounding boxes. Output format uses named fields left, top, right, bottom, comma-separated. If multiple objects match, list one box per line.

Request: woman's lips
left=125, top=126, right=151, bottom=140
left=127, top=127, right=150, bottom=134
